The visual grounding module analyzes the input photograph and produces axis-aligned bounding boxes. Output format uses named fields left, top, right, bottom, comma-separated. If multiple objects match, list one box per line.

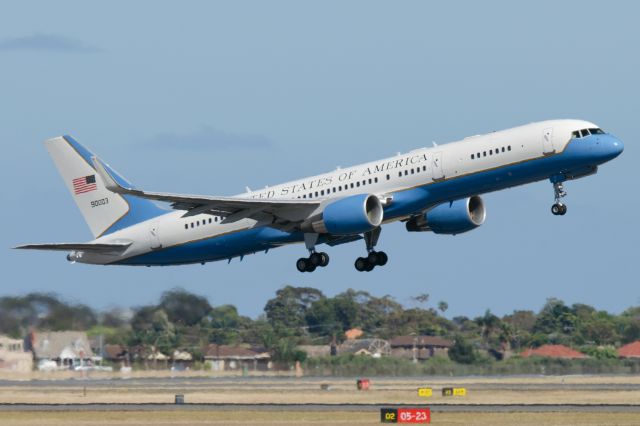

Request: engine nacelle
left=406, top=195, right=486, bottom=235
left=301, top=194, right=384, bottom=235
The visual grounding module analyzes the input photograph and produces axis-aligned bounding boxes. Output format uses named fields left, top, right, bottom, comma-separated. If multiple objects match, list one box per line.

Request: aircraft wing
left=14, top=242, right=132, bottom=253
left=92, top=157, right=321, bottom=224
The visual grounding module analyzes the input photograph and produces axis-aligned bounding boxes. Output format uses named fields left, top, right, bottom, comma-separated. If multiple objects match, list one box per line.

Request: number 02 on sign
left=380, top=408, right=431, bottom=423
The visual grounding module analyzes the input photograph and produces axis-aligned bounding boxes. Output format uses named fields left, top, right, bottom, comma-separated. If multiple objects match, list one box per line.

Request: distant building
left=204, top=344, right=270, bottom=371
left=389, top=336, right=453, bottom=360
left=27, top=331, right=94, bottom=369
left=0, top=335, right=32, bottom=373
left=339, top=338, right=390, bottom=357
left=520, top=344, right=587, bottom=359
left=298, top=345, right=331, bottom=358
left=617, top=341, right=640, bottom=358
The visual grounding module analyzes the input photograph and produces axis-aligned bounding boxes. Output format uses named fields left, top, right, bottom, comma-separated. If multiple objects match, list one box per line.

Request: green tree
left=264, top=286, right=324, bottom=334
left=159, top=288, right=212, bottom=326
left=448, top=335, right=477, bottom=364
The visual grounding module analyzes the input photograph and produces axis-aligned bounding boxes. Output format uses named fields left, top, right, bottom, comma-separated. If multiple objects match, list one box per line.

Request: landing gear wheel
left=376, top=251, right=388, bottom=266
left=551, top=203, right=567, bottom=216
left=306, top=262, right=316, bottom=272
left=296, top=258, right=308, bottom=273
left=367, top=251, right=379, bottom=265
left=355, top=257, right=368, bottom=272
left=309, top=252, right=323, bottom=266
left=319, top=252, right=330, bottom=267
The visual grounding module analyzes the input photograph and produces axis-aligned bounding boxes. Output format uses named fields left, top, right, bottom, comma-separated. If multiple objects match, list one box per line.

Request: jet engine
left=406, top=195, right=486, bottom=235
left=301, top=194, right=383, bottom=235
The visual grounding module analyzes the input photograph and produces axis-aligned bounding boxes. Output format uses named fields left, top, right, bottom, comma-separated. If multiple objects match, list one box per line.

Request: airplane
left=15, top=119, right=623, bottom=272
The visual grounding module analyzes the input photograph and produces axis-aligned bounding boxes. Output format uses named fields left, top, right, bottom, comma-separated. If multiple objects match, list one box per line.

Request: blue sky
left=1, top=1, right=638, bottom=319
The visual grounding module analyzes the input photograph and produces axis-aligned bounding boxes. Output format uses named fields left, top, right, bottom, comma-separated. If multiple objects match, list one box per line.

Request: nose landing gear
left=550, top=178, right=568, bottom=216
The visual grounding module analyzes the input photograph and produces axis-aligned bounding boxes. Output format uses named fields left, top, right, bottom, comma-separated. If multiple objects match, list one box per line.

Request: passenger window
left=404, top=170, right=408, bottom=176
left=362, top=180, right=366, bottom=185
left=350, top=183, right=354, bottom=188
left=507, top=146, right=511, bottom=151
left=483, top=151, right=487, bottom=157
left=477, top=153, right=480, bottom=158
left=398, top=171, right=402, bottom=177
left=184, top=224, right=188, bottom=230
left=368, top=178, right=372, bottom=184
left=320, top=190, right=325, bottom=196
left=375, top=177, right=378, bottom=183
left=501, top=147, right=505, bottom=152
left=471, top=154, right=474, bottom=159
left=191, top=223, right=194, bottom=228
left=315, top=191, right=318, bottom=197
left=489, top=149, right=493, bottom=155
left=386, top=174, right=390, bottom=180
left=209, top=218, right=212, bottom=224
left=423, top=166, right=426, bottom=171
left=495, top=148, right=499, bottom=154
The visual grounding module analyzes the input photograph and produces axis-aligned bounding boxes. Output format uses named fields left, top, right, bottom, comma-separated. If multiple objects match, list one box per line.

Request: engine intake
left=302, top=194, right=383, bottom=235
left=406, top=195, right=486, bottom=235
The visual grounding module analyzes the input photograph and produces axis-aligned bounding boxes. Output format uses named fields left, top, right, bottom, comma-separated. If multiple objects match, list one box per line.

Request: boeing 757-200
left=16, top=119, right=623, bottom=272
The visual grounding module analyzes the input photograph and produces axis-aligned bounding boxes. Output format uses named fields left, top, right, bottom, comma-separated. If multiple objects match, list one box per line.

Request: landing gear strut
left=550, top=178, right=568, bottom=216
left=296, top=233, right=330, bottom=273
left=355, top=227, right=388, bottom=272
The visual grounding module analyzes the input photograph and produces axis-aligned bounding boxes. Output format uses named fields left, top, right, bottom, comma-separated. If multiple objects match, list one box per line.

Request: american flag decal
left=72, top=175, right=97, bottom=195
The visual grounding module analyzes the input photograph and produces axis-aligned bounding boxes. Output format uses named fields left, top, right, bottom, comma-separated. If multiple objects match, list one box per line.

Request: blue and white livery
left=16, top=119, right=624, bottom=272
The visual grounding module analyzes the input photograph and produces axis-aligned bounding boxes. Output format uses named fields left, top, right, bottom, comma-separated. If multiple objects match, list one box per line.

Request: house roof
left=204, top=344, right=270, bottom=360
left=389, top=335, right=453, bottom=348
left=30, top=331, right=93, bottom=360
left=345, top=328, right=363, bottom=340
left=618, top=341, right=640, bottom=358
left=520, top=344, right=587, bottom=359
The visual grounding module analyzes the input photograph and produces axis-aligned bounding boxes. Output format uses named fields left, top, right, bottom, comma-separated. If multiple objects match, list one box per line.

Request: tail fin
left=44, top=136, right=166, bottom=238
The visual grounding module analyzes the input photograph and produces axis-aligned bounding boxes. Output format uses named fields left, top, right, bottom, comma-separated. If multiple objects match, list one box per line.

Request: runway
left=2, top=403, right=640, bottom=413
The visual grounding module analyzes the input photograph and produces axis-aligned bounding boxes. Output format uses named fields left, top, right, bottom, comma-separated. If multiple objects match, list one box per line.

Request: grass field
left=2, top=411, right=640, bottom=426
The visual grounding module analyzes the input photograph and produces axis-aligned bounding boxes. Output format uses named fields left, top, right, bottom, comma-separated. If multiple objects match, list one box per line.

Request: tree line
left=1, top=287, right=640, bottom=364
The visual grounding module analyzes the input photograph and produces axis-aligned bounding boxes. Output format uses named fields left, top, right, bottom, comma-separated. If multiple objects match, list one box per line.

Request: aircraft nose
left=605, top=135, right=624, bottom=159
left=595, top=134, right=624, bottom=163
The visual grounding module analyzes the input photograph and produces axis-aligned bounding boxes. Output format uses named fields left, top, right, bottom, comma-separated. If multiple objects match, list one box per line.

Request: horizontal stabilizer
left=14, top=242, right=132, bottom=253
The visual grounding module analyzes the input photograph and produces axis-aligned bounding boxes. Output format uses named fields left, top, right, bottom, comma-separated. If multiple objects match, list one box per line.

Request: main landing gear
left=355, top=227, right=388, bottom=272
left=550, top=179, right=568, bottom=216
left=297, top=233, right=330, bottom=273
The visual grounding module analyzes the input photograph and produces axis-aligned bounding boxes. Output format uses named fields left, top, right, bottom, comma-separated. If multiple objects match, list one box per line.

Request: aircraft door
left=148, top=222, right=162, bottom=250
left=542, top=128, right=555, bottom=154
left=432, top=152, right=444, bottom=181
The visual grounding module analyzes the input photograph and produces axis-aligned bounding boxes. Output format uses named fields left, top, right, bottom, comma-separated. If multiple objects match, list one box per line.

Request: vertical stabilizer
left=44, top=136, right=166, bottom=238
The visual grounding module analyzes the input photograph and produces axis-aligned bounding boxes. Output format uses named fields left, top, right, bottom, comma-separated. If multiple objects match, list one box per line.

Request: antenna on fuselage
left=245, top=186, right=251, bottom=192
left=432, top=141, right=438, bottom=147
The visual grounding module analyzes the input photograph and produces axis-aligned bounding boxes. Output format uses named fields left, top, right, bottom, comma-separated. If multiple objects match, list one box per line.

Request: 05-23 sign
left=381, top=408, right=430, bottom=424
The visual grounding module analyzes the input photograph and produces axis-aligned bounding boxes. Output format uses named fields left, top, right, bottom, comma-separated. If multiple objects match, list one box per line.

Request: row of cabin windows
left=184, top=216, right=223, bottom=230
left=398, top=165, right=427, bottom=178
left=296, top=176, right=380, bottom=199
left=470, top=145, right=511, bottom=160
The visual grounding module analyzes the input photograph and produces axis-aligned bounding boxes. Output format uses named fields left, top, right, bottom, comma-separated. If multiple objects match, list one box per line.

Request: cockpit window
left=572, top=127, right=605, bottom=139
